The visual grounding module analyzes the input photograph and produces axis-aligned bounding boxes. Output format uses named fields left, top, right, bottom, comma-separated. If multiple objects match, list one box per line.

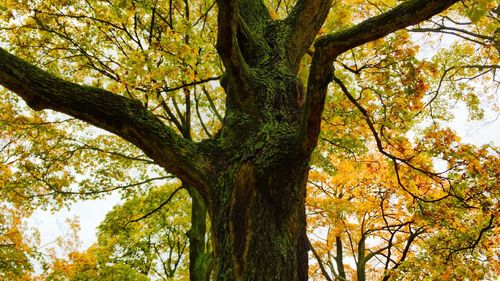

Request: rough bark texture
left=206, top=48, right=311, bottom=280
left=210, top=160, right=309, bottom=280
left=0, top=0, right=461, bottom=280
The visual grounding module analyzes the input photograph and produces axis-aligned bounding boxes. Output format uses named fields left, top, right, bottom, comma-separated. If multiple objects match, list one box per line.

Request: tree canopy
left=0, top=0, right=499, bottom=280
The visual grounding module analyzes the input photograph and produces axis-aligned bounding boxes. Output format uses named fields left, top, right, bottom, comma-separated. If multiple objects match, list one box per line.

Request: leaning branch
left=307, top=237, right=334, bottom=281
left=0, top=48, right=212, bottom=196
left=315, top=0, right=460, bottom=60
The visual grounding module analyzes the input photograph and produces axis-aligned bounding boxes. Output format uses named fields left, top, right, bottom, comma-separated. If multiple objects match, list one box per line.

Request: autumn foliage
left=0, top=0, right=499, bottom=280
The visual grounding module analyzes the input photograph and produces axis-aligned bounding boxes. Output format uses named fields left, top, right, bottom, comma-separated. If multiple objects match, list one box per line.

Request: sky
left=30, top=193, right=122, bottom=252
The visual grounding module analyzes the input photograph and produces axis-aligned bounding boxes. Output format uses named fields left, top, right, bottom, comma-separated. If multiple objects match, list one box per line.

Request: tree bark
left=209, top=148, right=310, bottom=281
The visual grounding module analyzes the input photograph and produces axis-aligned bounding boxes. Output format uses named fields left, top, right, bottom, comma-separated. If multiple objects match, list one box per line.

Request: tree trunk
left=203, top=63, right=311, bottom=280
left=0, top=1, right=463, bottom=280
left=187, top=186, right=214, bottom=281
left=210, top=158, right=309, bottom=281
left=357, top=238, right=366, bottom=281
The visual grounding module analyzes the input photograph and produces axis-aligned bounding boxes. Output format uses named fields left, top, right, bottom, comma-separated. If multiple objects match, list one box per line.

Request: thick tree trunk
left=210, top=158, right=309, bottom=280
left=0, top=2, right=462, bottom=280
left=203, top=63, right=311, bottom=280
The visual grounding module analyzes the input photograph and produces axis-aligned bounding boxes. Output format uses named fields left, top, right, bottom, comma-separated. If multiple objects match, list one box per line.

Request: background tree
left=41, top=182, right=195, bottom=280
left=307, top=152, right=498, bottom=280
left=0, top=202, right=37, bottom=280
left=0, top=0, right=498, bottom=280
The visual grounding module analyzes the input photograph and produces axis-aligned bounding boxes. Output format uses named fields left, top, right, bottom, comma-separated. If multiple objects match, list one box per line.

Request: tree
left=0, top=203, right=36, bottom=280
left=307, top=152, right=498, bottom=280
left=0, top=0, right=498, bottom=280
left=41, top=183, right=193, bottom=280
left=44, top=245, right=151, bottom=281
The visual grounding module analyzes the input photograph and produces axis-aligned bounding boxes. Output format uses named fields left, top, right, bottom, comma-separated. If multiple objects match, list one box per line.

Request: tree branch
left=445, top=214, right=495, bottom=261
left=162, top=76, right=222, bottom=93
left=125, top=186, right=184, bottom=226
left=303, top=0, right=460, bottom=153
left=335, top=236, right=347, bottom=280
left=216, top=0, right=252, bottom=97
left=315, top=0, right=460, bottom=60
left=0, top=48, right=212, bottom=196
left=284, top=0, right=333, bottom=72
left=307, top=237, right=334, bottom=281
left=302, top=50, right=332, bottom=153
left=331, top=71, right=451, bottom=203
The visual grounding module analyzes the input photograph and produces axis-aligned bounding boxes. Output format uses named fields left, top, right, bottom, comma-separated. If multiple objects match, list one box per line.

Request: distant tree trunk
left=357, top=238, right=366, bottom=281
left=187, top=186, right=213, bottom=281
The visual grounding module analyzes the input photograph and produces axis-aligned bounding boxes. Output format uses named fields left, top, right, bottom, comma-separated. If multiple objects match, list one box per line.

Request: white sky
left=30, top=193, right=122, bottom=253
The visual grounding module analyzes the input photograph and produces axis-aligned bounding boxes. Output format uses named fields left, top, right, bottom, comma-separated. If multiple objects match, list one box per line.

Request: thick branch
left=315, top=0, right=460, bottom=60
left=285, top=0, right=332, bottom=72
left=216, top=0, right=252, bottom=97
left=302, top=50, right=332, bottom=153
left=0, top=48, right=211, bottom=196
left=304, top=0, right=460, bottom=175
left=238, top=0, right=271, bottom=31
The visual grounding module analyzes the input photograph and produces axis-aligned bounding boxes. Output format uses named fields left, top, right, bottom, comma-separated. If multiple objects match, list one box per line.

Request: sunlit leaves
left=307, top=150, right=498, bottom=280
left=44, top=245, right=150, bottom=281
left=0, top=0, right=224, bottom=138
left=0, top=88, right=165, bottom=211
left=40, top=182, right=191, bottom=280
left=309, top=3, right=499, bottom=276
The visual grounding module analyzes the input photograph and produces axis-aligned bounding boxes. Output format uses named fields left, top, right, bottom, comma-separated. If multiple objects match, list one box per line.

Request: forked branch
left=304, top=0, right=460, bottom=153
left=216, top=0, right=252, bottom=97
